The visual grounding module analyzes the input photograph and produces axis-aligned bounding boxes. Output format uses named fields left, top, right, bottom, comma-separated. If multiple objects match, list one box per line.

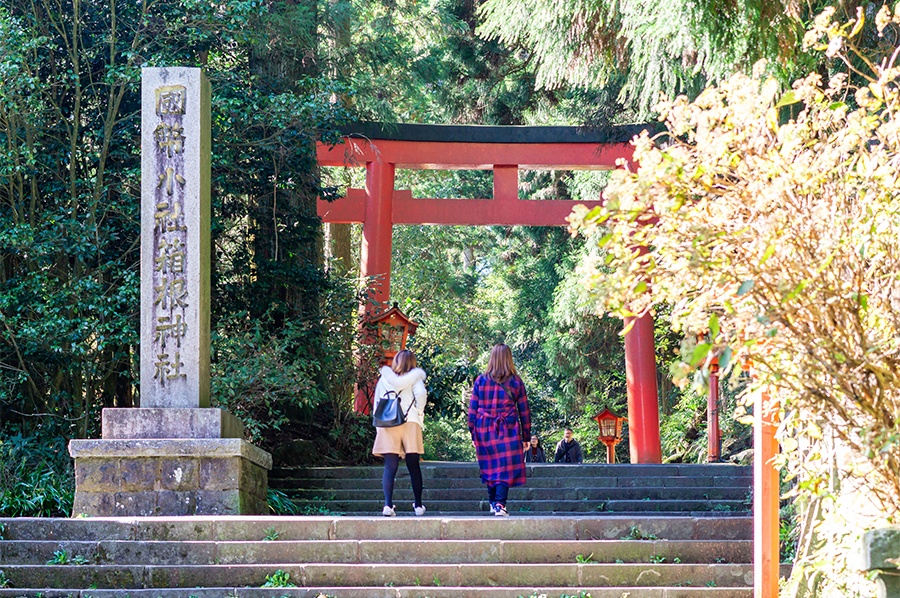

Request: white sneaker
left=382, top=505, right=396, bottom=517
left=494, top=505, right=509, bottom=517
left=413, top=504, right=426, bottom=516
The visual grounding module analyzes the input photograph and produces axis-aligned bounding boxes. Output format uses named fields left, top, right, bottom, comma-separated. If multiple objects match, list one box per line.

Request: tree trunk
left=248, top=0, right=322, bottom=320
left=325, top=222, right=353, bottom=273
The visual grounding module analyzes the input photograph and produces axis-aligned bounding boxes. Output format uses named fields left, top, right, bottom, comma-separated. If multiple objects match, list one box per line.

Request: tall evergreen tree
left=476, top=0, right=873, bottom=114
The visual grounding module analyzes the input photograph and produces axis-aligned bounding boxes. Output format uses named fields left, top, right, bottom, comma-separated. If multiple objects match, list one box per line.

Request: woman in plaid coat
left=468, top=344, right=531, bottom=516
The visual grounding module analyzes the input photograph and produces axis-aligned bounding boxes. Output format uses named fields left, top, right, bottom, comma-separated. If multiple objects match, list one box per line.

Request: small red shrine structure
left=368, top=302, right=419, bottom=366
left=315, top=122, right=663, bottom=464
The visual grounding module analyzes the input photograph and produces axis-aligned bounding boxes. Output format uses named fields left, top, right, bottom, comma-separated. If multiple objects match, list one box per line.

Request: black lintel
left=338, top=121, right=662, bottom=145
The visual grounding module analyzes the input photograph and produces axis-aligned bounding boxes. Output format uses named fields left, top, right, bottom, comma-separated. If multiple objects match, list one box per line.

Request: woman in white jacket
left=371, top=349, right=428, bottom=517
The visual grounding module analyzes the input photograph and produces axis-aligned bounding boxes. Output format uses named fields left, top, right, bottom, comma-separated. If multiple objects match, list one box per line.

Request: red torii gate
left=316, top=123, right=662, bottom=464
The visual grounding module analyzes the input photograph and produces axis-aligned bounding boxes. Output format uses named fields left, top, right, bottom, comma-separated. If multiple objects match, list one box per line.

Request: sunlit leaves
left=570, top=11, right=900, bottom=515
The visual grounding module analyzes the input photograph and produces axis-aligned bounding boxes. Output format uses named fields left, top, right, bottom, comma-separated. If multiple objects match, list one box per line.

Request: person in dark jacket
left=524, top=434, right=546, bottom=463
left=468, top=343, right=531, bottom=517
left=554, top=428, right=583, bottom=463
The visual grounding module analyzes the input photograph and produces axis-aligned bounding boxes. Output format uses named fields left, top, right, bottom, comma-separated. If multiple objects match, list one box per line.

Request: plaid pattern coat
left=468, top=374, right=531, bottom=487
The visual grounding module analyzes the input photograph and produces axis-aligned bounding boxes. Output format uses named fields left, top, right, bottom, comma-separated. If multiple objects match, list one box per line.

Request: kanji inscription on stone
left=141, top=68, right=210, bottom=409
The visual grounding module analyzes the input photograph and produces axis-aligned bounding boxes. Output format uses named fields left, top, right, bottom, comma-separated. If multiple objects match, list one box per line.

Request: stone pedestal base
left=863, top=527, right=900, bottom=598
left=68, top=438, right=272, bottom=516
left=101, top=408, right=244, bottom=439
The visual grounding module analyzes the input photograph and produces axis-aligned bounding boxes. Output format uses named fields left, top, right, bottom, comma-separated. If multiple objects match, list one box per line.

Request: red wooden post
left=361, top=161, right=395, bottom=307
left=708, top=360, right=721, bottom=462
left=493, top=165, right=518, bottom=201
left=753, top=370, right=780, bottom=598
left=624, top=314, right=662, bottom=463
left=355, top=161, right=396, bottom=413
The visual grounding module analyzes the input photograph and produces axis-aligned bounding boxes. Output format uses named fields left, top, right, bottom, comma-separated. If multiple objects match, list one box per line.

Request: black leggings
left=383, top=453, right=423, bottom=508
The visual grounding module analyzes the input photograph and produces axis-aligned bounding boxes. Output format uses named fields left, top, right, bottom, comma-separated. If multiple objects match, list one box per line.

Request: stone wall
left=70, top=438, right=271, bottom=517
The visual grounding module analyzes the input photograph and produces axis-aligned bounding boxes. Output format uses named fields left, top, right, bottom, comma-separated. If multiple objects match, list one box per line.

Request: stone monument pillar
left=69, top=68, right=272, bottom=516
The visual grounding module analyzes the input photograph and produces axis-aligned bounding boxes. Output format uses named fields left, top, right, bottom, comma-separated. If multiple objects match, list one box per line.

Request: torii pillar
left=362, top=161, right=395, bottom=305
left=318, top=123, right=663, bottom=463
left=624, top=314, right=662, bottom=463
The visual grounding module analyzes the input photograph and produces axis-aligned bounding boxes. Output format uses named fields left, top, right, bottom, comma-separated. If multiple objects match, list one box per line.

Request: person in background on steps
left=468, top=343, right=531, bottom=517
left=524, top=434, right=546, bottom=463
left=372, top=349, right=428, bottom=517
left=554, top=428, right=583, bottom=463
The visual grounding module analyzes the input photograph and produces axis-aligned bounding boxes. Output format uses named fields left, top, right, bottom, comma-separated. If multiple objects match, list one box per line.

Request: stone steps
left=0, top=515, right=757, bottom=597
left=0, top=515, right=753, bottom=541
left=282, top=486, right=751, bottom=501
left=269, top=463, right=749, bottom=479
left=1, top=538, right=752, bottom=564
left=290, top=498, right=750, bottom=514
left=273, top=475, right=752, bottom=490
left=0, top=562, right=755, bottom=588
left=270, top=462, right=753, bottom=516
left=0, top=588, right=756, bottom=598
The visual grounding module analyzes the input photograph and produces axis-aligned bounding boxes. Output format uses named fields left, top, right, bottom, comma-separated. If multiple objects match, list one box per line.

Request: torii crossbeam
left=316, top=123, right=663, bottom=464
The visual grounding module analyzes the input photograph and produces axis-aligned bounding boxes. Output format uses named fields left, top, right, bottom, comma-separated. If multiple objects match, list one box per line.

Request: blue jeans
left=488, top=482, right=509, bottom=507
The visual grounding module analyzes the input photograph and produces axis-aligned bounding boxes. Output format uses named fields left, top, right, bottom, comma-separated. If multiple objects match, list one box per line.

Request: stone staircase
left=0, top=514, right=755, bottom=597
left=0, top=463, right=761, bottom=598
left=270, top=462, right=753, bottom=517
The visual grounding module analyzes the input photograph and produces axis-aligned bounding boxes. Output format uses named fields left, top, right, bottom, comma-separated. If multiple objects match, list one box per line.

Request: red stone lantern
left=367, top=302, right=419, bottom=366
left=592, top=407, right=626, bottom=464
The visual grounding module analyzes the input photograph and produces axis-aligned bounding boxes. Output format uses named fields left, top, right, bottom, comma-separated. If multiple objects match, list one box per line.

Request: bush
left=211, top=312, right=322, bottom=447
left=423, top=412, right=476, bottom=462
left=0, top=430, right=73, bottom=517
left=211, top=275, right=379, bottom=466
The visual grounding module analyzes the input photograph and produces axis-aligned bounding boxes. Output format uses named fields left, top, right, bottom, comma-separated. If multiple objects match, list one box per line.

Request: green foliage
left=522, top=593, right=594, bottom=598
left=211, top=314, right=320, bottom=444
left=0, top=431, right=73, bottom=517
left=0, top=569, right=9, bottom=588
left=261, top=570, right=295, bottom=588
left=263, top=527, right=280, bottom=541
left=476, top=0, right=843, bottom=115
left=298, top=502, right=342, bottom=517
left=575, top=553, right=596, bottom=564
left=319, top=0, right=541, bottom=125
left=47, top=550, right=68, bottom=565
left=210, top=271, right=376, bottom=464
left=266, top=490, right=300, bottom=516
left=423, top=412, right=476, bottom=462
left=659, top=389, right=706, bottom=463
left=780, top=500, right=798, bottom=564
left=621, top=526, right=657, bottom=541
left=414, top=346, right=478, bottom=419
left=0, top=0, right=347, bottom=447
left=543, top=244, right=628, bottom=417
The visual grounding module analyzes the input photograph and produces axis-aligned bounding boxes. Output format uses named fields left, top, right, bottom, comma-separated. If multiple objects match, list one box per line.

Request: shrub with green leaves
left=261, top=570, right=295, bottom=588
left=0, top=431, right=73, bottom=518
left=266, top=489, right=301, bottom=516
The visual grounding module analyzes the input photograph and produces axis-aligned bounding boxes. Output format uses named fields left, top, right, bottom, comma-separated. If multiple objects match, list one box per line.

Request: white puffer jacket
left=373, top=365, right=427, bottom=429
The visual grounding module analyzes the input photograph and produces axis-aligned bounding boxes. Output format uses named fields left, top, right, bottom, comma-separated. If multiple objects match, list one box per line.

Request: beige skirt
left=372, top=421, right=424, bottom=458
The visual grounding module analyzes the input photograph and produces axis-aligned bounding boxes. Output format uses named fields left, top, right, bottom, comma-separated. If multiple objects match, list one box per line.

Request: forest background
left=1, top=3, right=895, bottom=589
